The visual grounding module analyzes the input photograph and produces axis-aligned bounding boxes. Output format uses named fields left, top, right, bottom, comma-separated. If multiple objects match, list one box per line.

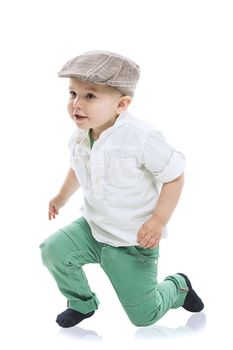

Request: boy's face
left=67, top=78, right=130, bottom=137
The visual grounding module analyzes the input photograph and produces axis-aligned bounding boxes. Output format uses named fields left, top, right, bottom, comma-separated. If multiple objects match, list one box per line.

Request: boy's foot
left=56, top=308, right=95, bottom=328
left=178, top=273, right=204, bottom=312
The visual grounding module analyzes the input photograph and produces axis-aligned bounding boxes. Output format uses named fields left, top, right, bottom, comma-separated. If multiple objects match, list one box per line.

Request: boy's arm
left=59, top=167, right=80, bottom=200
left=137, top=174, right=185, bottom=248
left=152, top=173, right=185, bottom=225
left=48, top=167, right=80, bottom=220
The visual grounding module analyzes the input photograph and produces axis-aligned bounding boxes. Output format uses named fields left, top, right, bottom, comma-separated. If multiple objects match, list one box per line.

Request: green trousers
left=40, top=217, right=188, bottom=327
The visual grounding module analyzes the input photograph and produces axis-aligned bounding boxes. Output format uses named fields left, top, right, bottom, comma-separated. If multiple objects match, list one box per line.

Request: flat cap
left=58, top=50, right=140, bottom=96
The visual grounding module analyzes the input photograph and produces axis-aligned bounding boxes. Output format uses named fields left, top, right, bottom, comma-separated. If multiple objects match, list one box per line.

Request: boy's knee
left=39, top=231, right=64, bottom=268
left=129, top=315, right=155, bottom=327
left=126, top=303, right=161, bottom=327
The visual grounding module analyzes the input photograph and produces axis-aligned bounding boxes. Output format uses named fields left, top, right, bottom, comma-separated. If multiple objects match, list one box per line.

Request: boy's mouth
left=74, top=114, right=88, bottom=121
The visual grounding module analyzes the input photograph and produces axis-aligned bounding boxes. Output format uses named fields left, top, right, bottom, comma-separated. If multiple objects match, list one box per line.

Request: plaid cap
left=58, top=50, right=140, bottom=96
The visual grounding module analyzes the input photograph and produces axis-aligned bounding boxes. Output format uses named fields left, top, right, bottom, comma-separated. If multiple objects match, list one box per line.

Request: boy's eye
left=86, top=93, right=96, bottom=99
left=69, top=90, right=76, bottom=97
left=69, top=90, right=96, bottom=100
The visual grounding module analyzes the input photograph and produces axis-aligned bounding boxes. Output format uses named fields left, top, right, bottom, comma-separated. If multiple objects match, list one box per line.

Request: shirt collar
left=91, top=110, right=130, bottom=140
left=72, top=110, right=131, bottom=154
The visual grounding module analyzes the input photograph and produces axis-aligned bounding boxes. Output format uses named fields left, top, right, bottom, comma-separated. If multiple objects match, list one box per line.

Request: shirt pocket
left=71, top=155, right=91, bottom=190
left=106, top=157, right=140, bottom=188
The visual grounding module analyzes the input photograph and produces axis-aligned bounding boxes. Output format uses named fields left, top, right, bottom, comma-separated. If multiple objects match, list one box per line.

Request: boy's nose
left=73, top=96, right=82, bottom=108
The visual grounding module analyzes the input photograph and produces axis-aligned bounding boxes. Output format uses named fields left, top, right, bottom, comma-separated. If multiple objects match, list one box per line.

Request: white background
left=0, top=0, right=232, bottom=349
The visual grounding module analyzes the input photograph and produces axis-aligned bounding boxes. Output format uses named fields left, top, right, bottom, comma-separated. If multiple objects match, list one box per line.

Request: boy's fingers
left=138, top=233, right=151, bottom=247
left=53, top=206, right=59, bottom=215
left=151, top=238, right=160, bottom=248
left=144, top=236, right=156, bottom=248
left=137, top=228, right=147, bottom=243
left=48, top=210, right=56, bottom=220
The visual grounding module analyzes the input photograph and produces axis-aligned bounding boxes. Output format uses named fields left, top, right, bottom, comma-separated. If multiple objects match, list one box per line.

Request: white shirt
left=69, top=110, right=185, bottom=247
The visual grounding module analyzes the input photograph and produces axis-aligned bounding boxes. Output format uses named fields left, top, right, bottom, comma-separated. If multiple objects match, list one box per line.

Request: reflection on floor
left=58, top=312, right=206, bottom=343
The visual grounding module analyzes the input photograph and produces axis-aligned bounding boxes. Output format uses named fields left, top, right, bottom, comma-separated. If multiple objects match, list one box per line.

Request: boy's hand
left=137, top=216, right=164, bottom=249
left=48, top=194, right=68, bottom=220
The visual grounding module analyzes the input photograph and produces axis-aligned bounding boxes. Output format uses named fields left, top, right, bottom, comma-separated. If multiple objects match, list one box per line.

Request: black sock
left=56, top=308, right=95, bottom=328
left=178, top=273, right=204, bottom=312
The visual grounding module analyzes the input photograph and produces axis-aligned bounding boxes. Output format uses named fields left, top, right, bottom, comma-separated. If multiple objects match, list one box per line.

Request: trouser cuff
left=68, top=293, right=100, bottom=314
left=164, top=273, right=189, bottom=309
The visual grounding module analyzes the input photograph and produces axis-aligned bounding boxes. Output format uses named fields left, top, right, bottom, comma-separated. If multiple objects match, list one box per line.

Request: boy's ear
left=116, top=96, right=132, bottom=114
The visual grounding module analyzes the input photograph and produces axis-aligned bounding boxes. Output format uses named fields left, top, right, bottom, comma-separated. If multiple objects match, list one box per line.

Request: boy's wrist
left=58, top=192, right=69, bottom=202
left=151, top=213, right=167, bottom=227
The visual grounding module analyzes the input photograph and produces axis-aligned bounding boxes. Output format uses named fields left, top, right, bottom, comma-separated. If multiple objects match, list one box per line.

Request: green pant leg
left=101, top=245, right=188, bottom=327
left=40, top=217, right=101, bottom=314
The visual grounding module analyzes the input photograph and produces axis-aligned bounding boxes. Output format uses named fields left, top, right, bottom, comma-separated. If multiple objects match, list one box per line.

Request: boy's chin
left=74, top=122, right=89, bottom=130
